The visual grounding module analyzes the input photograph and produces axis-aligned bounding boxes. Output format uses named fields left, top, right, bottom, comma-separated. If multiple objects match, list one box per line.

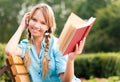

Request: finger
left=25, top=12, right=31, bottom=25
left=75, top=43, right=80, bottom=55
left=79, top=40, right=82, bottom=49
left=75, top=43, right=78, bottom=52
left=82, top=37, right=86, bottom=48
left=80, top=37, right=86, bottom=48
left=78, top=40, right=83, bottom=53
left=25, top=12, right=31, bottom=16
left=78, top=40, right=85, bottom=54
left=83, top=37, right=86, bottom=44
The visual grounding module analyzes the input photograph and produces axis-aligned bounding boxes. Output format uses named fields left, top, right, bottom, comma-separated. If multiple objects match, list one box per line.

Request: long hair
left=23, top=3, right=56, bottom=79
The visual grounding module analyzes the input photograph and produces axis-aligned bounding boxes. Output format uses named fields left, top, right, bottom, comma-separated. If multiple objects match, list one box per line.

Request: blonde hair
left=23, top=3, right=56, bottom=79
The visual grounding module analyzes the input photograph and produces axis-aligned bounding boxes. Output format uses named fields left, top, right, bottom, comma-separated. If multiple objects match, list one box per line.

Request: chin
left=32, top=33, right=43, bottom=37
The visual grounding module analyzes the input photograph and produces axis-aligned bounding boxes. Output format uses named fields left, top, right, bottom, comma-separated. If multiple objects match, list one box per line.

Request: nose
left=34, top=22, right=41, bottom=30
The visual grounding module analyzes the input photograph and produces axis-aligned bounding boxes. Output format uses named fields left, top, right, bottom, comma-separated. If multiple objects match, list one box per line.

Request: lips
left=33, top=29, right=39, bottom=33
left=32, top=28, right=41, bottom=33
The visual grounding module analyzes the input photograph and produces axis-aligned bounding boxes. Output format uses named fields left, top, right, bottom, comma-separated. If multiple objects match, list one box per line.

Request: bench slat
left=15, top=75, right=30, bottom=82
left=11, top=65, right=28, bottom=75
left=8, top=55, right=23, bottom=65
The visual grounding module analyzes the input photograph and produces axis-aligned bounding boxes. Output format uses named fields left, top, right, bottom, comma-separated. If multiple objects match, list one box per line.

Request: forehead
left=33, top=9, right=45, bottom=21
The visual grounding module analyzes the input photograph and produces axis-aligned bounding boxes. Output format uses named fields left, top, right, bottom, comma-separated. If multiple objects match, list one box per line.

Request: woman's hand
left=19, top=12, right=30, bottom=30
left=61, top=37, right=86, bottom=82
left=68, top=37, right=86, bottom=62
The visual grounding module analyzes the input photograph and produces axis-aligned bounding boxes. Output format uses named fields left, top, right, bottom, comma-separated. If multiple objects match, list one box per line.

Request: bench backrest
left=7, top=55, right=30, bottom=82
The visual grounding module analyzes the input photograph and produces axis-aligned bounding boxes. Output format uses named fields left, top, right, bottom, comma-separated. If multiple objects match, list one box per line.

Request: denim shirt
left=18, top=36, right=80, bottom=82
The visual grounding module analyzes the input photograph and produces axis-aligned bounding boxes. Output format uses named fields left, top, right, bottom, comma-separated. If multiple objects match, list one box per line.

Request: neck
left=32, top=36, right=43, bottom=56
left=33, top=36, right=43, bottom=46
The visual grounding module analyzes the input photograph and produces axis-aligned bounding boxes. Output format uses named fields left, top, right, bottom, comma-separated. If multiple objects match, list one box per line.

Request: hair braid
left=42, top=30, right=51, bottom=79
left=23, top=30, right=31, bottom=68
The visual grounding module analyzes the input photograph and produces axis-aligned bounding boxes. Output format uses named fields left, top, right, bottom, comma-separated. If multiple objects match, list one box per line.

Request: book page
left=60, top=25, right=76, bottom=53
left=58, top=13, right=86, bottom=48
left=70, top=13, right=86, bottom=29
left=58, top=13, right=86, bottom=45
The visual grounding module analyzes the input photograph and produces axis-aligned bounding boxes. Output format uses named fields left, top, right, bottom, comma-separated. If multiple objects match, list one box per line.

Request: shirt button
left=38, top=71, right=40, bottom=74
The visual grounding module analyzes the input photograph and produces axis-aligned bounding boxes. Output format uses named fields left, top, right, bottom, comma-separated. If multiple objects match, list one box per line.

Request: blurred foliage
left=0, top=43, right=12, bottom=82
left=0, top=0, right=120, bottom=52
left=76, top=0, right=113, bottom=19
left=0, top=0, right=24, bottom=43
left=85, top=0, right=120, bottom=52
left=81, top=76, right=120, bottom=82
left=75, top=52, right=120, bottom=79
left=0, top=43, right=6, bottom=67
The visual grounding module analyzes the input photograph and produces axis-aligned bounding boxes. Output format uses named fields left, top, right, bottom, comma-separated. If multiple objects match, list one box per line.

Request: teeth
left=34, top=29, right=40, bottom=31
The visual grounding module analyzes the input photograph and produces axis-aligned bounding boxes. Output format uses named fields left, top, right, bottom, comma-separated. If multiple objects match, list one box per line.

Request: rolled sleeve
left=18, top=39, right=28, bottom=58
left=54, top=44, right=68, bottom=75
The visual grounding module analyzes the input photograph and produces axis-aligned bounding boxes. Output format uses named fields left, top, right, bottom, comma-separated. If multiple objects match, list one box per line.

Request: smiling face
left=28, top=9, right=48, bottom=38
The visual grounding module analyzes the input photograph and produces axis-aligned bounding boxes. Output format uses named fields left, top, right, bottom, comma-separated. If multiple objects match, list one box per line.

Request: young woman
left=5, top=3, right=85, bottom=82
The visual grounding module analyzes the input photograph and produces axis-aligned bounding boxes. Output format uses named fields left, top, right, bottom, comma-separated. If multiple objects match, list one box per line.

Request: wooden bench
left=1, top=55, right=82, bottom=82
left=0, top=55, right=30, bottom=82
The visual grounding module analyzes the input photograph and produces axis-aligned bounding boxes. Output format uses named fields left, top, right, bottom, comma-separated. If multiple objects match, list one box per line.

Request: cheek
left=28, top=20, right=34, bottom=26
left=45, top=25, right=49, bottom=31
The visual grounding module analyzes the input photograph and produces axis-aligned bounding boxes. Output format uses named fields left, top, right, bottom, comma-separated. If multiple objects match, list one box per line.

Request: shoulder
left=19, top=39, right=28, bottom=44
left=18, top=39, right=28, bottom=48
left=49, top=35, right=59, bottom=50
left=50, top=36, right=58, bottom=45
left=49, top=36, right=61, bottom=53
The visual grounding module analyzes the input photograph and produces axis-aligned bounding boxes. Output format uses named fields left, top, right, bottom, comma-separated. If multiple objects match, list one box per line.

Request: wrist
left=68, top=58, right=74, bottom=64
left=18, top=25, right=26, bottom=31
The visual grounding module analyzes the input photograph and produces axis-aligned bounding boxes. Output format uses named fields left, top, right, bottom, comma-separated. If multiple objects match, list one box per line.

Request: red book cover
left=58, top=13, right=96, bottom=55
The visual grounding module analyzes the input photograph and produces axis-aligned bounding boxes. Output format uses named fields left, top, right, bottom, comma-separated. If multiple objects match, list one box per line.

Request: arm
left=60, top=37, right=86, bottom=82
left=5, top=13, right=30, bottom=56
left=60, top=58, right=74, bottom=82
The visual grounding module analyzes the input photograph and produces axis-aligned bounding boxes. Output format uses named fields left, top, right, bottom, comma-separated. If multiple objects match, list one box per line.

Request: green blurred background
left=0, top=0, right=120, bottom=52
left=0, top=0, right=120, bottom=82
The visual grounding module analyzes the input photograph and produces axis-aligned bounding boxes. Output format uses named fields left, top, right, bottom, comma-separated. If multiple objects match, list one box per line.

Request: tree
left=0, top=0, right=24, bottom=43
left=85, top=0, right=120, bottom=52
left=76, top=0, right=113, bottom=19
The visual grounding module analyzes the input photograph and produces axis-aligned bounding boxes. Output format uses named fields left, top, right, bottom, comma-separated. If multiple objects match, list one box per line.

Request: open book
left=58, top=12, right=96, bottom=55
